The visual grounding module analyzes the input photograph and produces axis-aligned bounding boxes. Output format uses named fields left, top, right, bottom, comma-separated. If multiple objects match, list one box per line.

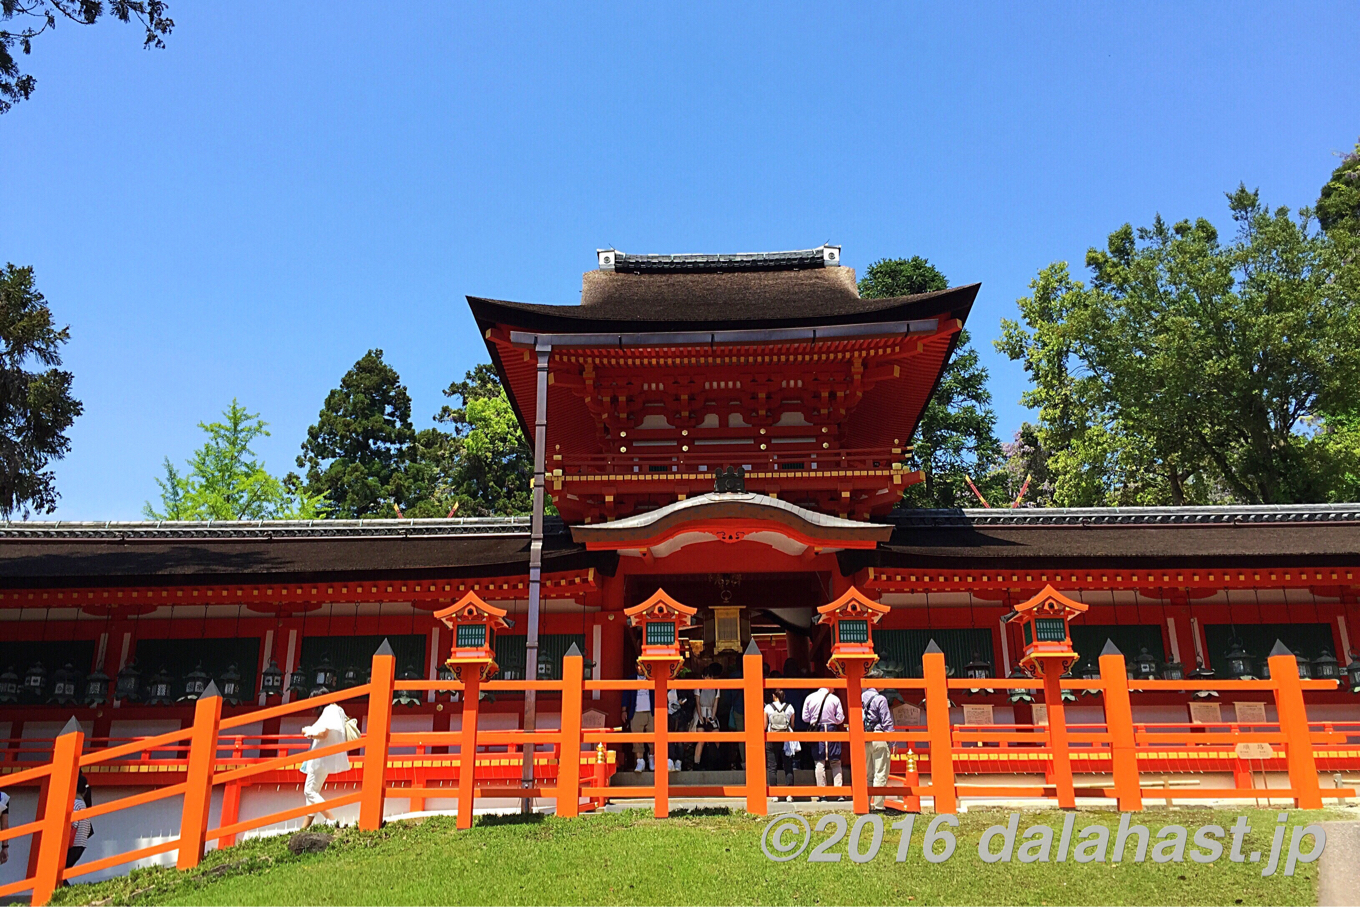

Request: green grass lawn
left=50, top=807, right=1333, bottom=906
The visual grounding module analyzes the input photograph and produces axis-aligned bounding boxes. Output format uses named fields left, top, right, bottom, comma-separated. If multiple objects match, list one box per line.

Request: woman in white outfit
left=299, top=703, right=351, bottom=828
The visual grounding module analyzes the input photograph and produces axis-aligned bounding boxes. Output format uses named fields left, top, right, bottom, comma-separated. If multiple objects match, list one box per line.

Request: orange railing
left=1, top=645, right=1354, bottom=905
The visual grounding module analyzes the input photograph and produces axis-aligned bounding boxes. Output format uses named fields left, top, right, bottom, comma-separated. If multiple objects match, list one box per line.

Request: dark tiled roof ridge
left=0, top=516, right=568, bottom=540
left=609, top=247, right=830, bottom=273
left=891, top=503, right=1360, bottom=527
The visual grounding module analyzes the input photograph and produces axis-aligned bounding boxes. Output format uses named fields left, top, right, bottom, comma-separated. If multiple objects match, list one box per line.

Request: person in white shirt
left=801, top=683, right=845, bottom=794
left=1, top=789, right=11, bottom=865
left=62, top=774, right=93, bottom=885
left=299, top=702, right=352, bottom=828
left=624, top=672, right=655, bottom=772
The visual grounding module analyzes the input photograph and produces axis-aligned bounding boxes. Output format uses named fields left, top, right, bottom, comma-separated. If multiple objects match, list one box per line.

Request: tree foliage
left=144, top=400, right=323, bottom=520
left=1, top=0, right=172, bottom=114
left=296, top=350, right=418, bottom=519
left=1317, top=137, right=1360, bottom=240
left=998, top=186, right=1360, bottom=506
left=858, top=257, right=1005, bottom=508
left=0, top=263, right=82, bottom=517
left=430, top=365, right=535, bottom=516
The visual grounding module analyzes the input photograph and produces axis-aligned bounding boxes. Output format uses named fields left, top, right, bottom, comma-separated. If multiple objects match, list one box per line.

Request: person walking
left=801, top=679, right=845, bottom=796
left=1, top=787, right=10, bottom=866
left=623, top=670, right=656, bottom=772
left=764, top=688, right=797, bottom=801
left=299, top=702, right=352, bottom=828
left=861, top=667, right=896, bottom=811
left=63, top=774, right=93, bottom=885
left=693, top=663, right=723, bottom=769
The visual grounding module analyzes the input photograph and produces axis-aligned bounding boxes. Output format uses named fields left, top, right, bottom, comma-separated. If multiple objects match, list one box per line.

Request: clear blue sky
left=3, top=2, right=1357, bottom=519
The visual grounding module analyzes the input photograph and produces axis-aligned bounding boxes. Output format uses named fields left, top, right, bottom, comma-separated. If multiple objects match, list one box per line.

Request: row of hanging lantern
left=0, top=659, right=256, bottom=707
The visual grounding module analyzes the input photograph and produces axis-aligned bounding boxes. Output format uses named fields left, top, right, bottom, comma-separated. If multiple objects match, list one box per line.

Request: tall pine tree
left=857, top=257, right=1004, bottom=508
left=297, top=350, right=418, bottom=518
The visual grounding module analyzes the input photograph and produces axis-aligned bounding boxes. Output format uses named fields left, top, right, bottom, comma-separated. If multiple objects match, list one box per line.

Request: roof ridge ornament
left=714, top=466, right=746, bottom=494
left=596, top=245, right=841, bottom=274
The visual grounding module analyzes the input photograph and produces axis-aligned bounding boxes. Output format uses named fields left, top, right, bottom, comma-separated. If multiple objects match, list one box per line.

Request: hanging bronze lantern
left=311, top=656, right=338, bottom=696
left=1224, top=639, right=1254, bottom=680
left=1006, top=664, right=1035, bottom=704
left=219, top=663, right=244, bottom=706
left=1188, top=659, right=1218, bottom=700
left=181, top=663, right=210, bottom=701
left=1132, top=648, right=1160, bottom=681
left=0, top=665, right=19, bottom=704
left=1314, top=648, right=1340, bottom=682
left=394, top=665, right=423, bottom=707
left=1346, top=652, right=1360, bottom=693
left=115, top=659, right=143, bottom=702
left=84, top=667, right=111, bottom=706
left=50, top=663, right=80, bottom=705
left=23, top=661, right=48, bottom=702
left=146, top=666, right=175, bottom=705
left=340, top=663, right=365, bottom=689
left=259, top=658, right=284, bottom=698
left=287, top=663, right=309, bottom=697
left=1079, top=657, right=1102, bottom=697
left=1161, top=660, right=1185, bottom=681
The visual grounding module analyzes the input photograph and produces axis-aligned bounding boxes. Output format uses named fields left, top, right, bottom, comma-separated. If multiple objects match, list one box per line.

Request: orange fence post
left=742, top=641, right=768, bottom=815
left=177, top=683, right=223, bottom=870
left=360, top=641, right=396, bottom=831
left=219, top=781, right=243, bottom=849
left=456, top=673, right=481, bottom=830
left=30, top=718, right=84, bottom=907
left=1099, top=646, right=1142, bottom=811
left=844, top=658, right=869, bottom=815
left=1040, top=667, right=1075, bottom=809
left=653, top=671, right=669, bottom=819
left=922, top=644, right=956, bottom=814
left=558, top=644, right=585, bottom=818
left=1269, top=646, right=1323, bottom=809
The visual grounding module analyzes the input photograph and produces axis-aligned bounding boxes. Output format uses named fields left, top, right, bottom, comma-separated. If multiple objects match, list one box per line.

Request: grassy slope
left=51, top=808, right=1326, bottom=907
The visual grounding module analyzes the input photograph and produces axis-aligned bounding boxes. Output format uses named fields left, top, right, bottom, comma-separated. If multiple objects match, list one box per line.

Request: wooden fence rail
left=1, top=644, right=1356, bottom=905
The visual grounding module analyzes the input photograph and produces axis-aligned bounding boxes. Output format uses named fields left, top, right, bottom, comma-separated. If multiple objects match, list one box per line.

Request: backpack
left=344, top=717, right=361, bottom=742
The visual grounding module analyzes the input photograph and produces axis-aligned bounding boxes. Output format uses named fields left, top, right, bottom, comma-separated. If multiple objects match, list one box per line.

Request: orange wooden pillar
left=29, top=718, right=83, bottom=907
left=360, top=641, right=396, bottom=831
left=1040, top=667, right=1075, bottom=809
left=557, top=644, right=585, bottom=818
left=1099, top=648, right=1142, bottom=811
left=456, top=674, right=481, bottom=830
left=1269, top=648, right=1323, bottom=809
left=844, top=659, right=869, bottom=815
left=742, top=641, right=768, bottom=816
left=922, top=644, right=956, bottom=814
left=178, top=683, right=223, bottom=870
left=653, top=672, right=669, bottom=819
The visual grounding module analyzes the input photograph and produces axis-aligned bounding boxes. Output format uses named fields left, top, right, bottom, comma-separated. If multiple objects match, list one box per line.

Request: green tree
left=998, top=186, right=1360, bottom=506
left=296, top=350, right=418, bottom=518
left=144, top=400, right=324, bottom=519
left=1317, top=137, right=1360, bottom=240
left=858, top=257, right=1005, bottom=508
left=1, top=0, right=172, bottom=114
left=0, top=263, right=83, bottom=516
left=431, top=365, right=535, bottom=516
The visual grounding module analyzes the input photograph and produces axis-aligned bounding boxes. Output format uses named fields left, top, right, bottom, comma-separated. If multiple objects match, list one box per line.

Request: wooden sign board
left=1234, top=702, right=1268, bottom=724
left=582, top=709, right=608, bottom=729
left=1032, top=703, right=1048, bottom=726
left=892, top=703, right=922, bottom=728
left=1235, top=742, right=1274, bottom=760
left=963, top=704, right=995, bottom=726
left=1189, top=702, right=1222, bottom=724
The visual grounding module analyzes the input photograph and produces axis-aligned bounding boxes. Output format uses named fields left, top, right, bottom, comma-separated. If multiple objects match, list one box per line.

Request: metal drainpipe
left=521, top=344, right=550, bottom=812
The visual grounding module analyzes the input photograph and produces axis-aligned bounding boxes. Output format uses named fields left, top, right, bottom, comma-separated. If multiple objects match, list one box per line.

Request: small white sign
left=1235, top=742, right=1274, bottom=760
left=892, top=703, right=922, bottom=727
left=1032, top=703, right=1048, bottom=726
left=1234, top=701, right=1268, bottom=724
left=963, top=704, right=995, bottom=726
left=1189, top=702, right=1222, bottom=724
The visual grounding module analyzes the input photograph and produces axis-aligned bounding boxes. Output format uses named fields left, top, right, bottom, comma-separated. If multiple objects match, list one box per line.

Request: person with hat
left=861, top=665, right=896, bottom=811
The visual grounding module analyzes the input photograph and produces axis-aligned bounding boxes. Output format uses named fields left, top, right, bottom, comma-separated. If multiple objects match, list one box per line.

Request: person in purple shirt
left=800, top=677, right=845, bottom=795
left=861, top=665, right=896, bottom=811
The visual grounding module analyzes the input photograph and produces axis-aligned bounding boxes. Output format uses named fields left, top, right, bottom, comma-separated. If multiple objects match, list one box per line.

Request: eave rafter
left=859, top=565, right=1360, bottom=597
left=0, top=568, right=600, bottom=614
